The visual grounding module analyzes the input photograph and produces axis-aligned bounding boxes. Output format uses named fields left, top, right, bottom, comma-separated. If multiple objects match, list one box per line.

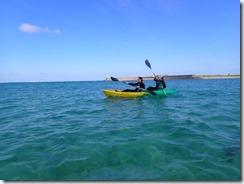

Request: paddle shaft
left=150, top=69, right=156, bottom=77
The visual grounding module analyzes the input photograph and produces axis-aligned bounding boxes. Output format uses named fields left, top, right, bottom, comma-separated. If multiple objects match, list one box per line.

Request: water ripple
left=0, top=79, right=240, bottom=180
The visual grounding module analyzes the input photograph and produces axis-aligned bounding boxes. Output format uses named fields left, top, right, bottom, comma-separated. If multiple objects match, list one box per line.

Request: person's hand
left=136, top=85, right=140, bottom=88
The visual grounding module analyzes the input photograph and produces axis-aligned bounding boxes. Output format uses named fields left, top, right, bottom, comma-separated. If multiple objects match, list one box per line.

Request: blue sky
left=0, top=0, right=240, bottom=82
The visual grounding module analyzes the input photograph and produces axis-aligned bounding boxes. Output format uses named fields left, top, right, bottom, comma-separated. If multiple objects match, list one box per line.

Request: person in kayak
left=147, top=75, right=166, bottom=91
left=122, top=77, right=145, bottom=92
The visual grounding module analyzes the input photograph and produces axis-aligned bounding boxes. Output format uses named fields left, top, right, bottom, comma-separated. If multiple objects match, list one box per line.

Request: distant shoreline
left=200, top=75, right=240, bottom=79
left=104, top=75, right=240, bottom=81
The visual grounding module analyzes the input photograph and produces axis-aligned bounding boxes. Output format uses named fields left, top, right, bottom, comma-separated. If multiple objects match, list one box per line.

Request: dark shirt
left=154, top=78, right=166, bottom=89
left=129, top=82, right=145, bottom=90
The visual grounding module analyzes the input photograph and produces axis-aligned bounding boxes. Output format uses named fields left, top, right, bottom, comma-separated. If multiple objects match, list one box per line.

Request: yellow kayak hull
left=102, top=90, right=147, bottom=98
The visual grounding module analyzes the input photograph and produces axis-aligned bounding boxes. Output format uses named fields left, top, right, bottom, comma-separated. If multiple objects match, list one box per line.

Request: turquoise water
left=0, top=79, right=240, bottom=180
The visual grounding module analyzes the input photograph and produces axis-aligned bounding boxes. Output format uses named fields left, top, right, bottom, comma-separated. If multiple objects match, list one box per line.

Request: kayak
left=102, top=88, right=176, bottom=98
left=102, top=90, right=148, bottom=98
left=152, top=88, right=176, bottom=95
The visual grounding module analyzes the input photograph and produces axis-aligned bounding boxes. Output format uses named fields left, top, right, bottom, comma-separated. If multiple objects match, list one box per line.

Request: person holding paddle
left=110, top=76, right=157, bottom=95
left=147, top=75, right=166, bottom=91
left=122, top=77, right=145, bottom=92
left=145, top=59, right=166, bottom=92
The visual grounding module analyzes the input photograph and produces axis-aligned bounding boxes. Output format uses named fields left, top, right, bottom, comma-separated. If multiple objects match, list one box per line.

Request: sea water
left=0, top=79, right=240, bottom=180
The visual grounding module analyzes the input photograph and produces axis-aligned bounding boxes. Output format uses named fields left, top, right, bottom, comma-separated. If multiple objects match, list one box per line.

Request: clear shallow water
left=0, top=79, right=240, bottom=180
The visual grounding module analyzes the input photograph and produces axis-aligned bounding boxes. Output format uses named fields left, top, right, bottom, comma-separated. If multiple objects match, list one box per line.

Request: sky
left=0, top=0, right=240, bottom=82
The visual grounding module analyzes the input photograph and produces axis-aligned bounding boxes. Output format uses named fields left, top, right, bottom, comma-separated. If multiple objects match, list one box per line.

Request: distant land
left=104, top=74, right=240, bottom=81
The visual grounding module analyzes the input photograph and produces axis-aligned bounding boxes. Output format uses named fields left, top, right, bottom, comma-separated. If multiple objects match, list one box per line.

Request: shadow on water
left=222, top=145, right=240, bottom=163
left=102, top=95, right=168, bottom=110
left=102, top=95, right=171, bottom=125
left=103, top=97, right=145, bottom=116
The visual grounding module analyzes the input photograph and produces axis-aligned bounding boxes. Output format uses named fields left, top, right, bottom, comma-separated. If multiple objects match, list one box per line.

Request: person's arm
left=140, top=83, right=145, bottom=89
left=156, top=82, right=159, bottom=89
left=162, top=81, right=166, bottom=88
left=128, top=82, right=137, bottom=86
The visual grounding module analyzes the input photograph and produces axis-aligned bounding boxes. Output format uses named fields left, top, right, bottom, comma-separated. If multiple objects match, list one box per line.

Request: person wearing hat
left=147, top=75, right=166, bottom=91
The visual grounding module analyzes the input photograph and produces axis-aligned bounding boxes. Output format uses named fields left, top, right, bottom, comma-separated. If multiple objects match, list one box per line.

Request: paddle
left=145, top=59, right=156, bottom=77
left=110, top=77, right=157, bottom=95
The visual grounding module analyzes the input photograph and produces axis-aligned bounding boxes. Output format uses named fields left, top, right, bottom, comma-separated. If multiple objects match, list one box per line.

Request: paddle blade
left=145, top=59, right=151, bottom=69
left=110, top=77, right=119, bottom=81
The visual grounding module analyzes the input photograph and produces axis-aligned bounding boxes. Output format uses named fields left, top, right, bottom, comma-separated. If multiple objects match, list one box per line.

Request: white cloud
left=18, top=23, right=61, bottom=34
left=54, top=29, right=61, bottom=34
